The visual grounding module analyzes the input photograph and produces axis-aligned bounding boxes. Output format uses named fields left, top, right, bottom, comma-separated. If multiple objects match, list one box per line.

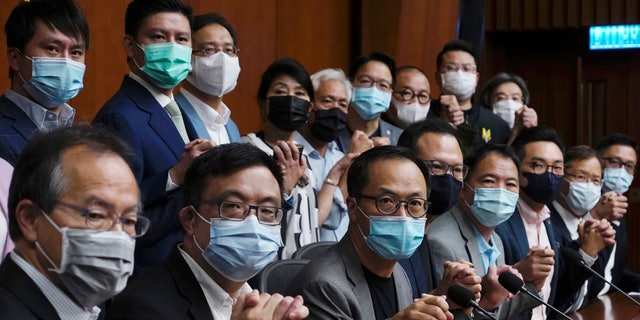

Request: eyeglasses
left=196, top=200, right=284, bottom=226
left=425, top=160, right=468, bottom=181
left=55, top=201, right=149, bottom=238
left=354, top=75, right=393, bottom=92
left=352, top=194, right=429, bottom=218
left=193, top=45, right=239, bottom=57
left=564, top=172, right=602, bottom=186
left=441, top=62, right=477, bottom=73
left=602, top=157, right=636, bottom=174
left=528, top=161, right=564, bottom=176
left=393, top=88, right=431, bottom=105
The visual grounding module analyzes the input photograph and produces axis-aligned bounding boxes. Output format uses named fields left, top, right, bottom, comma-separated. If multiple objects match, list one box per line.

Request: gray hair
left=310, top=68, right=353, bottom=102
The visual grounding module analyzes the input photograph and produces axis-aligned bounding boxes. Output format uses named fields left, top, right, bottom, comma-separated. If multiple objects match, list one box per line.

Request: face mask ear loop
left=463, top=182, right=476, bottom=207
left=189, top=205, right=212, bottom=255
left=132, top=43, right=146, bottom=70
left=36, top=210, right=64, bottom=271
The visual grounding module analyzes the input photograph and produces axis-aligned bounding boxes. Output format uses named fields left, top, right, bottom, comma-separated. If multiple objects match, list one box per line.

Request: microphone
left=447, top=284, right=497, bottom=320
left=561, top=246, right=640, bottom=308
left=498, top=271, right=571, bottom=320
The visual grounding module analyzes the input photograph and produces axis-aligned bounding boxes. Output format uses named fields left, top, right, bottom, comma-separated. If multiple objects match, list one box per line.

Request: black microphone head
left=498, top=271, right=524, bottom=294
left=447, top=284, right=475, bottom=308
left=560, top=247, right=584, bottom=265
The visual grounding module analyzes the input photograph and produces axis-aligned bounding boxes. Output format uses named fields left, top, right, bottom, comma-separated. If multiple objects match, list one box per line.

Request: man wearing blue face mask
left=429, top=144, right=539, bottom=320
left=0, top=0, right=89, bottom=166
left=287, top=146, right=454, bottom=319
left=93, top=0, right=215, bottom=275
left=107, top=143, right=309, bottom=320
left=334, top=52, right=403, bottom=153
left=585, top=133, right=640, bottom=299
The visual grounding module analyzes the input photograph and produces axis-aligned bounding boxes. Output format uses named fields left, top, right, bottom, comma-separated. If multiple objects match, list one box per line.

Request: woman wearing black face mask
left=242, top=57, right=319, bottom=259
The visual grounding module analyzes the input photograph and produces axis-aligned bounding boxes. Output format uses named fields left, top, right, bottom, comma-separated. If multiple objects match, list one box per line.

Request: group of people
left=0, top=0, right=638, bottom=319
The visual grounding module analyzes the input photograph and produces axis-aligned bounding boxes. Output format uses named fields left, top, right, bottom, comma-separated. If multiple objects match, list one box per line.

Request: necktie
left=165, top=100, right=189, bottom=144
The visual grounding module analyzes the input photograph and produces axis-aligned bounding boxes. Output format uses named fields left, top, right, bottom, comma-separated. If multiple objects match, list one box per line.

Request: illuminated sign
left=590, top=25, right=640, bottom=50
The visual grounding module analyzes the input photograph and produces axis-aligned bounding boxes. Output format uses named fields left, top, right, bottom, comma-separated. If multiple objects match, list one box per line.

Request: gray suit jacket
left=286, top=236, right=412, bottom=319
left=428, top=202, right=540, bottom=320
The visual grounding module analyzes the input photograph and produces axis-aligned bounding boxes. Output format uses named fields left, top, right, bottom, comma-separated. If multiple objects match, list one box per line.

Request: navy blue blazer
left=174, top=92, right=241, bottom=143
left=93, top=76, right=198, bottom=274
left=0, top=95, right=38, bottom=165
left=334, top=118, right=403, bottom=153
left=398, top=235, right=438, bottom=299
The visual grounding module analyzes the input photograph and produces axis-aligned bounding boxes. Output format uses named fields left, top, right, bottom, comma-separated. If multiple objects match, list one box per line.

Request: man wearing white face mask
left=0, top=0, right=89, bottom=166
left=432, top=40, right=510, bottom=153
left=177, top=13, right=242, bottom=144
left=0, top=125, right=146, bottom=319
left=384, top=66, right=435, bottom=129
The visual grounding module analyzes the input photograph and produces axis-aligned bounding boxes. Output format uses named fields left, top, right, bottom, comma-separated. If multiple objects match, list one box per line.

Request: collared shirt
left=5, top=89, right=75, bottom=131
left=517, top=199, right=553, bottom=320
left=10, top=252, right=100, bottom=320
left=472, top=226, right=500, bottom=274
left=179, top=88, right=230, bottom=145
left=178, top=245, right=251, bottom=319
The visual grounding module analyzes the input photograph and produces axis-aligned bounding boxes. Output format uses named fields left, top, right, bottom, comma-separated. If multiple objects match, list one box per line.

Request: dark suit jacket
left=335, top=118, right=403, bottom=153
left=174, top=92, right=241, bottom=143
left=398, top=235, right=437, bottom=299
left=0, top=95, right=38, bottom=165
left=93, top=76, right=198, bottom=274
left=286, top=236, right=413, bottom=319
left=0, top=255, right=60, bottom=320
left=106, top=246, right=213, bottom=320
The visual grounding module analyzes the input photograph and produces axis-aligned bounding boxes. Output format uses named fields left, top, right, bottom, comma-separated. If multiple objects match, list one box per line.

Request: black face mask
left=427, top=174, right=462, bottom=215
left=522, top=172, right=564, bottom=204
left=309, top=108, right=347, bottom=142
left=267, top=96, right=310, bottom=132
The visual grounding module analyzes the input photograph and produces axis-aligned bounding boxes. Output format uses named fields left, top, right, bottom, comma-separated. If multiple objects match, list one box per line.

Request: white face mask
left=564, top=181, right=602, bottom=215
left=441, top=70, right=476, bottom=101
left=492, top=99, right=523, bottom=129
left=186, top=52, right=241, bottom=97
left=392, top=98, right=430, bottom=128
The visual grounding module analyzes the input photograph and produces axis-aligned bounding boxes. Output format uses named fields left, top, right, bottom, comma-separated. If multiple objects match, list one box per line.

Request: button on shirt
left=178, top=245, right=252, bottom=319
left=10, top=252, right=101, bottom=320
left=5, top=89, right=75, bottom=131
left=179, top=88, right=230, bottom=145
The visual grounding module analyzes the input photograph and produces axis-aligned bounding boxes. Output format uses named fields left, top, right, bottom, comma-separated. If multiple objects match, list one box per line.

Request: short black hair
left=347, top=146, right=429, bottom=197
left=481, top=72, right=530, bottom=106
left=257, top=57, right=314, bottom=103
left=5, top=0, right=89, bottom=77
left=436, top=39, right=478, bottom=70
left=349, top=51, right=396, bottom=83
left=8, top=125, right=134, bottom=241
left=595, top=132, right=639, bottom=157
left=398, top=117, right=458, bottom=151
left=564, top=145, right=602, bottom=172
left=192, top=12, right=237, bottom=46
left=183, top=143, right=284, bottom=208
left=511, top=125, right=566, bottom=161
left=465, top=144, right=521, bottom=179
left=125, top=0, right=193, bottom=38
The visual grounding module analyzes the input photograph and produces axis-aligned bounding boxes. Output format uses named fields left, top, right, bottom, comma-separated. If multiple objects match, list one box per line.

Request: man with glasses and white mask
left=432, top=40, right=510, bottom=153
left=107, top=143, right=309, bottom=320
left=384, top=66, right=435, bottom=129
left=334, top=52, right=403, bottom=153
left=176, top=12, right=242, bottom=144
left=0, top=125, right=148, bottom=319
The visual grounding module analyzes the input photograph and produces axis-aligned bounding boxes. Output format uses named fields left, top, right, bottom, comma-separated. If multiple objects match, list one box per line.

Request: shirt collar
left=10, top=252, right=100, bottom=320
left=179, top=88, right=230, bottom=130
left=471, top=226, right=500, bottom=274
left=128, top=72, right=172, bottom=107
left=552, top=200, right=581, bottom=240
left=5, top=89, right=75, bottom=131
left=518, top=198, right=550, bottom=225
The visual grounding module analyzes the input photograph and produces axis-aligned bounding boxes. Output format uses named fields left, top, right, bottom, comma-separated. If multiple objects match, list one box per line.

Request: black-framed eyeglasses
left=55, top=201, right=149, bottom=238
left=528, top=161, right=564, bottom=176
left=352, top=194, right=429, bottom=218
left=196, top=200, right=284, bottom=226
left=441, top=62, right=477, bottom=73
left=602, top=157, right=636, bottom=174
left=394, top=88, right=430, bottom=105
left=354, top=75, right=393, bottom=92
left=193, top=45, right=239, bottom=57
left=424, top=160, right=468, bottom=181
left=564, top=172, right=602, bottom=186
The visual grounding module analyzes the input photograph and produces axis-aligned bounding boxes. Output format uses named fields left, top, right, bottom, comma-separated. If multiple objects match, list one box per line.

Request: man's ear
left=7, top=47, right=21, bottom=73
left=122, top=35, right=137, bottom=60
left=179, top=206, right=197, bottom=236
left=15, top=199, right=42, bottom=243
left=346, top=196, right=359, bottom=223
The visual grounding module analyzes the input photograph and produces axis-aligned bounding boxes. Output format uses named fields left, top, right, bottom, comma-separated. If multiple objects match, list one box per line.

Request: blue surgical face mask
left=20, top=56, right=86, bottom=108
left=135, top=42, right=192, bottom=89
left=351, top=87, right=391, bottom=120
left=522, top=172, right=564, bottom=204
left=192, top=208, right=282, bottom=282
left=564, top=181, right=601, bottom=216
left=602, top=167, right=634, bottom=194
left=466, top=186, right=519, bottom=227
left=356, top=205, right=426, bottom=260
